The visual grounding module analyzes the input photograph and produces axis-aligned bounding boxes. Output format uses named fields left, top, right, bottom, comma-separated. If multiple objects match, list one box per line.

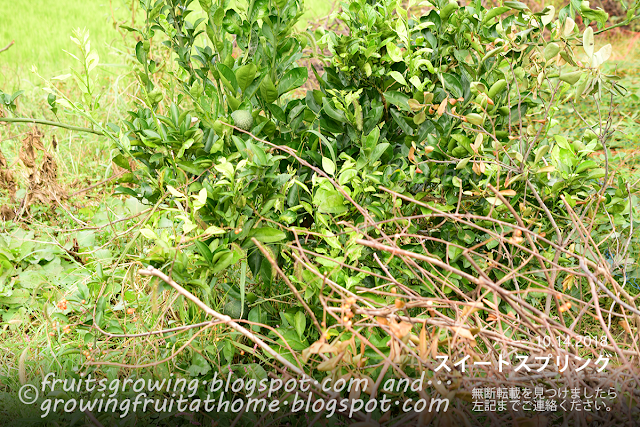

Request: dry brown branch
left=0, top=40, right=14, bottom=53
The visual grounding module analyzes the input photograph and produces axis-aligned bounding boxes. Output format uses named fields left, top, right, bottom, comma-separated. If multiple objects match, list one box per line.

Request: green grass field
left=0, top=0, right=134, bottom=88
left=0, top=0, right=332, bottom=88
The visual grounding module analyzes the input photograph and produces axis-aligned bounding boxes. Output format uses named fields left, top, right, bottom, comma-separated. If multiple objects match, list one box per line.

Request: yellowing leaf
left=619, top=320, right=632, bottom=334
left=167, top=185, right=184, bottom=198
left=537, top=165, right=556, bottom=173
left=472, top=133, right=483, bottom=154
left=541, top=5, right=555, bottom=26
left=408, top=98, right=423, bottom=111
left=484, top=196, right=503, bottom=206
left=408, top=146, right=416, bottom=163
left=591, top=44, right=612, bottom=68
left=583, top=27, right=594, bottom=58
left=204, top=225, right=226, bottom=235
left=472, top=161, right=485, bottom=175
left=564, top=17, right=576, bottom=36
left=419, top=323, right=428, bottom=359
left=562, top=274, right=575, bottom=291
left=140, top=228, right=157, bottom=239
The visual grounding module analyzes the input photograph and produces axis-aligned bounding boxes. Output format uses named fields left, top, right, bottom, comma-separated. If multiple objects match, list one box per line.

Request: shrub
left=6, top=0, right=638, bottom=424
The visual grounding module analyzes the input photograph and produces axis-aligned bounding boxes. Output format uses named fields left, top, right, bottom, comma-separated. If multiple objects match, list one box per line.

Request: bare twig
left=0, top=40, right=14, bottom=53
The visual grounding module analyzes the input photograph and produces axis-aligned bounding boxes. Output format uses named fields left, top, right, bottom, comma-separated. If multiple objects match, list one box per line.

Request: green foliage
left=110, top=0, right=638, bottom=347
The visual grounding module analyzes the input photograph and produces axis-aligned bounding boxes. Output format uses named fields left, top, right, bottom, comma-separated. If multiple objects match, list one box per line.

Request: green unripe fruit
left=470, top=82, right=487, bottom=95
left=213, top=120, right=225, bottom=136
left=231, top=110, right=254, bottom=131
left=475, top=93, right=489, bottom=109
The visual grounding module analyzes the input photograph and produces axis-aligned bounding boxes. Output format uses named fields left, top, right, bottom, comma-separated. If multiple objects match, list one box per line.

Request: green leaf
left=447, top=244, right=463, bottom=261
left=277, top=328, right=309, bottom=351
left=390, top=109, right=413, bottom=135
left=218, top=63, right=238, bottom=93
left=482, top=6, right=511, bottom=23
left=504, top=1, right=529, bottom=10
left=294, top=311, right=306, bottom=340
left=387, top=43, right=403, bottom=62
left=211, top=251, right=238, bottom=274
left=259, top=75, right=278, bottom=103
left=369, top=143, right=389, bottom=164
left=278, top=67, right=307, bottom=95
left=322, top=98, right=347, bottom=122
left=112, top=154, right=131, bottom=171
left=442, top=73, right=463, bottom=99
left=314, top=187, right=347, bottom=214
left=204, top=225, right=226, bottom=235
left=266, top=103, right=286, bottom=122
left=322, top=156, right=336, bottom=175
left=388, top=71, right=407, bottom=86
left=187, top=353, right=211, bottom=376
left=249, top=227, right=287, bottom=243
left=135, top=41, right=146, bottom=65
left=140, top=228, right=158, bottom=239
left=384, top=91, right=411, bottom=112
left=248, top=306, right=268, bottom=332
left=236, top=64, right=258, bottom=92
left=239, top=261, right=247, bottom=318
left=582, top=8, right=608, bottom=26
left=194, top=240, right=214, bottom=266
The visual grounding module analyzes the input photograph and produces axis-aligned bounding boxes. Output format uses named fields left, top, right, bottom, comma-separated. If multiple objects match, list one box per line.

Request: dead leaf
left=419, top=323, right=428, bottom=359
left=619, top=319, right=632, bottom=334
left=0, top=205, right=15, bottom=221
left=472, top=161, right=485, bottom=175
left=389, top=318, right=413, bottom=341
left=408, top=146, right=416, bottom=163
left=436, top=98, right=448, bottom=116
left=317, top=353, right=342, bottom=371
left=450, top=326, right=476, bottom=341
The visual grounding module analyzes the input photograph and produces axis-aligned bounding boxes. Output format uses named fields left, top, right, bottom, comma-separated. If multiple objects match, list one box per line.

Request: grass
left=0, top=0, right=133, bottom=87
